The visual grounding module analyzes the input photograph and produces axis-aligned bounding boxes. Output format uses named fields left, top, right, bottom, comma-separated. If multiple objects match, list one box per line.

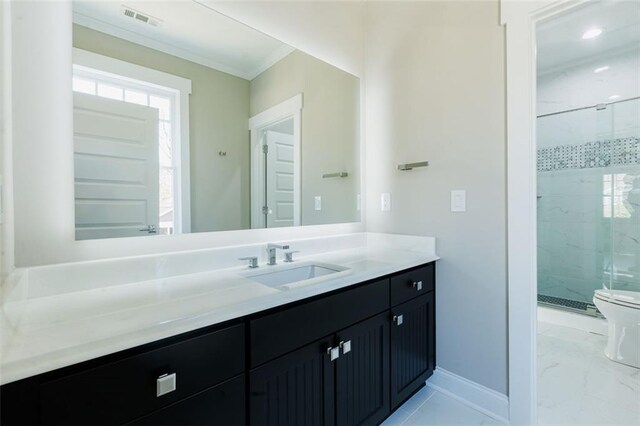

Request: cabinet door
left=390, top=293, right=435, bottom=410
left=335, top=312, right=390, bottom=426
left=128, top=374, right=245, bottom=426
left=250, top=336, right=335, bottom=426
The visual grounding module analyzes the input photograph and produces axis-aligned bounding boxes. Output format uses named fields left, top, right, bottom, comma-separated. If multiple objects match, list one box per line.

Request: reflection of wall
left=364, top=1, right=507, bottom=395
left=73, top=25, right=251, bottom=233
left=250, top=50, right=360, bottom=225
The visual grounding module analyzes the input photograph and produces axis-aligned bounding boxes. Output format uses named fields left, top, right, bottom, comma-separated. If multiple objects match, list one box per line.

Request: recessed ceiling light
left=609, top=94, right=621, bottom=100
left=582, top=27, right=603, bottom=39
left=594, top=66, right=610, bottom=73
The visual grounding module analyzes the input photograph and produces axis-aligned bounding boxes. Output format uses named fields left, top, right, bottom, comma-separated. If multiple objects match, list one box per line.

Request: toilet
left=593, top=289, right=640, bottom=369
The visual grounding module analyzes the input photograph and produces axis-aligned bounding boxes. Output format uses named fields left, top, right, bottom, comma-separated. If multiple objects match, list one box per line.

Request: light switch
left=451, top=190, right=466, bottom=212
left=381, top=193, right=391, bottom=212
left=314, top=196, right=322, bottom=211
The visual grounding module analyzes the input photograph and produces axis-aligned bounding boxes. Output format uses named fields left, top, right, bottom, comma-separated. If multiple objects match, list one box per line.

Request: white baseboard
left=426, top=368, right=510, bottom=424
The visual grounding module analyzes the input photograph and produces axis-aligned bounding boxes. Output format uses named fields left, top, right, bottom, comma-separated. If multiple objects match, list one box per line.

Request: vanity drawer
left=127, top=374, right=245, bottom=426
left=39, top=323, right=244, bottom=426
left=250, top=278, right=389, bottom=367
left=390, top=263, right=435, bottom=306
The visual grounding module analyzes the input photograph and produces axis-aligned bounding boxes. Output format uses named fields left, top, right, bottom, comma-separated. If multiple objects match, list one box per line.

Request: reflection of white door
left=73, top=92, right=159, bottom=240
left=249, top=94, right=302, bottom=229
left=265, top=130, right=295, bottom=228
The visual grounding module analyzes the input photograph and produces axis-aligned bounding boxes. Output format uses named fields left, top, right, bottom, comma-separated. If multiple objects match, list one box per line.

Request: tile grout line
left=399, top=387, right=438, bottom=425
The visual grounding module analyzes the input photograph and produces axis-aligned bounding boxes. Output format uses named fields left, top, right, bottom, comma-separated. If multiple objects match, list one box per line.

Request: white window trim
left=72, top=47, right=192, bottom=233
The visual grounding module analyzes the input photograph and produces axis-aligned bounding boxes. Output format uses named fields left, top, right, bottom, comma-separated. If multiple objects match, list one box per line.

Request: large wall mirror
left=71, top=1, right=360, bottom=240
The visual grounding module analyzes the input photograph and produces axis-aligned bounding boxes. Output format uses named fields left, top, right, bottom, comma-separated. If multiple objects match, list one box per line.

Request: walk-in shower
left=537, top=97, right=640, bottom=314
left=535, top=0, right=640, bottom=315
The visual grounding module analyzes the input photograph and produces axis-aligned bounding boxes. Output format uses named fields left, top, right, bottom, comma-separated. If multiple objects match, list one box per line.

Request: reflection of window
left=73, top=69, right=178, bottom=235
left=603, top=174, right=631, bottom=218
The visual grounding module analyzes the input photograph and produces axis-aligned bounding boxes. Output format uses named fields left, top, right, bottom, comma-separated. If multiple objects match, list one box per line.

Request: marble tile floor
left=382, top=319, right=639, bottom=426
left=381, top=386, right=505, bottom=426
left=538, top=321, right=640, bottom=425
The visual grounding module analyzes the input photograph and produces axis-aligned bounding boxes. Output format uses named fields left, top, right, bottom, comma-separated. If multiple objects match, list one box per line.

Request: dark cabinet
left=250, top=279, right=389, bottom=368
left=1, top=262, right=436, bottom=426
left=335, top=312, right=390, bottom=426
left=39, top=324, right=245, bottom=426
left=128, top=374, right=246, bottom=426
left=250, top=312, right=392, bottom=426
left=390, top=264, right=435, bottom=307
left=249, top=336, right=335, bottom=426
left=390, top=293, right=436, bottom=409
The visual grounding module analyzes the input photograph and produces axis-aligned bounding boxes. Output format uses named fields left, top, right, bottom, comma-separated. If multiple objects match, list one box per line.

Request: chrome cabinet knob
left=239, top=257, right=259, bottom=268
left=157, top=373, right=176, bottom=397
left=339, top=340, right=351, bottom=354
left=393, top=314, right=404, bottom=326
left=327, top=346, right=340, bottom=361
left=412, top=281, right=423, bottom=291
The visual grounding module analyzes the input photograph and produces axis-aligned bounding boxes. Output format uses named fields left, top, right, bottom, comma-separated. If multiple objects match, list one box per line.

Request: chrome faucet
left=267, top=243, right=290, bottom=265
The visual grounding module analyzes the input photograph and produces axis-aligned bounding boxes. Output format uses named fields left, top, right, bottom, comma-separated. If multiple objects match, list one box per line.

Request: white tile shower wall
left=537, top=142, right=640, bottom=302
left=537, top=169, right=612, bottom=303
left=537, top=48, right=640, bottom=117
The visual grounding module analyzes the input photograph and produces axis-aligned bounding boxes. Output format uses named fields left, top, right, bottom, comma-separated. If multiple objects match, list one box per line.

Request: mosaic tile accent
left=537, top=137, right=640, bottom=172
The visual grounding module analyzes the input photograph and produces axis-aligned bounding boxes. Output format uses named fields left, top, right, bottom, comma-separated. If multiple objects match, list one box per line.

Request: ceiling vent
left=121, top=5, right=163, bottom=27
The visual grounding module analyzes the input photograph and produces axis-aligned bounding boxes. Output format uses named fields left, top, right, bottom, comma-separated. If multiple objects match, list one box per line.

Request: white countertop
left=0, top=233, right=438, bottom=385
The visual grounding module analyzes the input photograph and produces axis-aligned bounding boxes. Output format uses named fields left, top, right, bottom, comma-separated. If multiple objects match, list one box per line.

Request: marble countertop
left=0, top=233, right=438, bottom=385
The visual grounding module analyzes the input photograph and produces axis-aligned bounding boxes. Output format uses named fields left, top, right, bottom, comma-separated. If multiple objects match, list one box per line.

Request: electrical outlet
left=314, top=196, right=322, bottom=211
left=381, top=193, right=391, bottom=212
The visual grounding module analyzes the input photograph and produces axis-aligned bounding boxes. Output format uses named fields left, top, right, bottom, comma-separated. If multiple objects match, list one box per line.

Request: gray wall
left=251, top=50, right=360, bottom=225
left=364, top=1, right=508, bottom=394
left=73, top=25, right=251, bottom=233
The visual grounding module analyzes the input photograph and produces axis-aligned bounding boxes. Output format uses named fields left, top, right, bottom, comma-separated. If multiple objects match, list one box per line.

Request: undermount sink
left=244, top=262, right=350, bottom=288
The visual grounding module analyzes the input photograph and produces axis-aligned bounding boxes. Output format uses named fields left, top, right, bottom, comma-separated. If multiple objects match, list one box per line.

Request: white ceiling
left=537, top=0, right=640, bottom=74
left=72, top=0, right=295, bottom=80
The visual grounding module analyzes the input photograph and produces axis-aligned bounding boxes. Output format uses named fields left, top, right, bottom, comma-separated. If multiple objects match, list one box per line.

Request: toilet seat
left=594, top=289, right=640, bottom=310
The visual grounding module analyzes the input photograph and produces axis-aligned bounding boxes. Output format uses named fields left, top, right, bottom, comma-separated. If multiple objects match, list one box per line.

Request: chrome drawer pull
left=412, top=281, right=423, bottom=291
left=327, top=346, right=340, bottom=361
left=157, top=373, right=177, bottom=397
left=393, top=315, right=404, bottom=326
left=339, top=340, right=352, bottom=355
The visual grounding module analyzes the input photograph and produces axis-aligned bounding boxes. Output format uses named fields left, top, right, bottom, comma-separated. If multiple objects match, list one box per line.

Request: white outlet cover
left=381, top=193, right=391, bottom=212
left=314, top=196, right=322, bottom=211
left=451, top=190, right=466, bottom=212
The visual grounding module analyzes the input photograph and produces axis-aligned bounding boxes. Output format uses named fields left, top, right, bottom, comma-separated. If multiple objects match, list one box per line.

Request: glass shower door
left=610, top=98, right=640, bottom=294
left=537, top=104, right=614, bottom=311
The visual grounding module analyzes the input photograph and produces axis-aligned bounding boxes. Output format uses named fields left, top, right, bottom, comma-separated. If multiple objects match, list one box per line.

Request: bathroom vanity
left=1, top=260, right=436, bottom=426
